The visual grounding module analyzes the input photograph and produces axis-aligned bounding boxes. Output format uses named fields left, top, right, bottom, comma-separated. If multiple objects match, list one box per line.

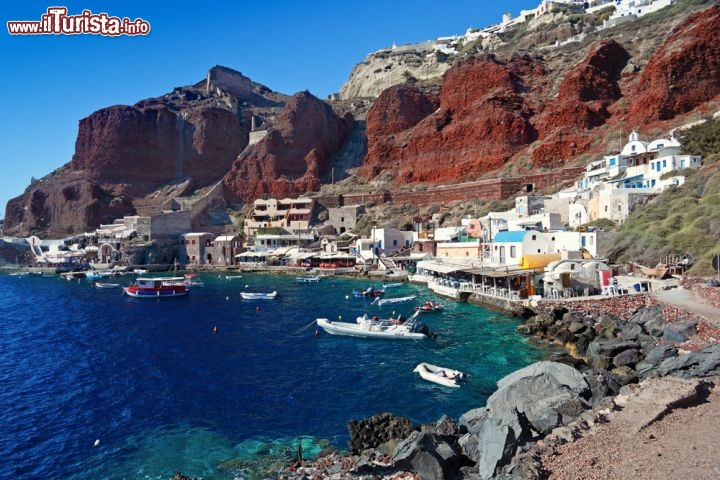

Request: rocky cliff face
left=71, top=102, right=248, bottom=196
left=3, top=68, right=280, bottom=237
left=338, top=44, right=451, bottom=100
left=5, top=5, right=720, bottom=237
left=361, top=4, right=720, bottom=183
left=223, top=92, right=355, bottom=202
left=362, top=55, right=537, bottom=182
left=627, top=6, right=720, bottom=125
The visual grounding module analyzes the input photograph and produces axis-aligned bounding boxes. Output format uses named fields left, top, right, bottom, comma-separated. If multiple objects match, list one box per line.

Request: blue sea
left=0, top=272, right=548, bottom=479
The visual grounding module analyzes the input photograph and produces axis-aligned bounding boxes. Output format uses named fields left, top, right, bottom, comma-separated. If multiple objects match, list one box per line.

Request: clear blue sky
left=0, top=0, right=539, bottom=220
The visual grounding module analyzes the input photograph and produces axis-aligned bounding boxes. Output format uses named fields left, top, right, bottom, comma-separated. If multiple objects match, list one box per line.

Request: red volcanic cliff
left=4, top=79, right=252, bottom=237
left=363, top=55, right=538, bottom=181
left=627, top=6, right=720, bottom=125
left=223, top=92, right=354, bottom=203
left=71, top=103, right=247, bottom=195
left=362, top=5, right=720, bottom=181
left=532, top=40, right=629, bottom=166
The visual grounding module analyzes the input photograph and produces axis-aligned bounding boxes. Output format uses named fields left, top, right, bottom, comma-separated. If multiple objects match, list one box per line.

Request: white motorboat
left=413, top=363, right=466, bottom=388
left=372, top=295, right=416, bottom=307
left=296, top=275, right=321, bottom=283
left=316, top=310, right=432, bottom=340
left=225, top=275, right=243, bottom=280
left=240, top=291, right=277, bottom=300
left=93, top=282, right=121, bottom=289
left=382, top=282, right=404, bottom=289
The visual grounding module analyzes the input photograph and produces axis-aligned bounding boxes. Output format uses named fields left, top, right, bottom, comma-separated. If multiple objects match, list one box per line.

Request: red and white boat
left=123, top=277, right=189, bottom=298
left=414, top=301, right=444, bottom=313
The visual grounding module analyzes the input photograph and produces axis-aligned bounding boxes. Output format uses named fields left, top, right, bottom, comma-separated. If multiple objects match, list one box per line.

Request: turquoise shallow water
left=0, top=272, right=546, bottom=479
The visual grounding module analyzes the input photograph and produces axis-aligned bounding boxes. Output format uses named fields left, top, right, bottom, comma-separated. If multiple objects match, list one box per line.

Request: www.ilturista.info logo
left=7, top=7, right=150, bottom=36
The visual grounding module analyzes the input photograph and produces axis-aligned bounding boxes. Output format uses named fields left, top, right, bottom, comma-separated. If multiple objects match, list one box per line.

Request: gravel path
left=652, top=287, right=720, bottom=325
left=539, top=377, right=720, bottom=480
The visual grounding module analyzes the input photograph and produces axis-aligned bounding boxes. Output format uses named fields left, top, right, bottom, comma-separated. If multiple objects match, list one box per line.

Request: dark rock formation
left=393, top=430, right=468, bottom=480
left=347, top=411, right=414, bottom=454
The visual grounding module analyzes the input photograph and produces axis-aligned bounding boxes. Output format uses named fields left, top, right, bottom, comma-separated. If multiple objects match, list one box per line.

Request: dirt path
left=539, top=377, right=720, bottom=480
left=652, top=287, right=720, bottom=325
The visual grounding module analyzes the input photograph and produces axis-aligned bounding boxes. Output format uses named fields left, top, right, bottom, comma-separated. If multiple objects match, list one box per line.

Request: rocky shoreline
left=254, top=286, right=720, bottom=480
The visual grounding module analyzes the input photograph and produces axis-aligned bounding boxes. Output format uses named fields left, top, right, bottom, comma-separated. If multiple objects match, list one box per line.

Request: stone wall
left=318, top=168, right=583, bottom=211
left=151, top=211, right=193, bottom=239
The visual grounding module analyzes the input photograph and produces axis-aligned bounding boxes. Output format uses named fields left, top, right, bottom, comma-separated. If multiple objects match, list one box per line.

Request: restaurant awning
left=416, top=260, right=470, bottom=274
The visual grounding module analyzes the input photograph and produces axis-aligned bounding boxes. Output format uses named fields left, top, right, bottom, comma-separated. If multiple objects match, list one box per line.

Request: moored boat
left=413, top=362, right=466, bottom=388
left=414, top=301, right=444, bottom=313
left=296, top=275, right=321, bottom=283
left=240, top=291, right=278, bottom=300
left=93, top=282, right=120, bottom=289
left=372, top=295, right=416, bottom=307
left=352, top=286, right=385, bottom=298
left=382, top=282, right=404, bottom=289
left=315, top=310, right=432, bottom=340
left=123, top=277, right=189, bottom=298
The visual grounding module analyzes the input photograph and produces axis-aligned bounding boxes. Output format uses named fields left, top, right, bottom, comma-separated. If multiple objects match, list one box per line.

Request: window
left=532, top=234, right=536, bottom=240
left=571, top=264, right=576, bottom=270
left=604, top=206, right=608, bottom=212
left=392, top=239, right=398, bottom=246
left=662, top=159, right=667, bottom=168
left=510, top=246, right=516, bottom=258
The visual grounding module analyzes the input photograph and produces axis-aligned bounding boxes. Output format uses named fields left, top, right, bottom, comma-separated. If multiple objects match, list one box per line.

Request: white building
left=610, top=0, right=676, bottom=20
left=356, top=226, right=414, bottom=264
left=244, top=197, right=314, bottom=238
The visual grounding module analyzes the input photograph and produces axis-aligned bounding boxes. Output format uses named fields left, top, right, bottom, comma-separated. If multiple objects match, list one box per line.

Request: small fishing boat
left=123, top=277, right=189, bottom=298
left=382, top=282, right=404, bottom=289
left=225, top=275, right=243, bottom=280
left=352, top=286, right=385, bottom=298
left=315, top=310, right=432, bottom=340
left=240, top=291, right=278, bottom=300
left=413, top=363, right=466, bottom=388
left=414, top=301, right=444, bottom=313
left=296, top=275, right=321, bottom=283
left=372, top=295, right=416, bottom=307
left=93, top=282, right=120, bottom=289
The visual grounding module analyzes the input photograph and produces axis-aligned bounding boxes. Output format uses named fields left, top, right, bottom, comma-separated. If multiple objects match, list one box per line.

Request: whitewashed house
left=484, top=230, right=554, bottom=268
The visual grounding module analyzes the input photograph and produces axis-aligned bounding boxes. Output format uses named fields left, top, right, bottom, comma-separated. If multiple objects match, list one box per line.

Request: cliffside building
left=244, top=197, right=314, bottom=240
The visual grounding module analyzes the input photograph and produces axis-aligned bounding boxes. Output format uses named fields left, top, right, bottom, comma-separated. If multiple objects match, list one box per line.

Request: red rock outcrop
left=531, top=40, right=629, bottom=166
left=3, top=68, right=261, bottom=237
left=362, top=55, right=538, bottom=182
left=627, top=5, right=720, bottom=125
left=71, top=102, right=248, bottom=196
left=223, top=92, right=354, bottom=203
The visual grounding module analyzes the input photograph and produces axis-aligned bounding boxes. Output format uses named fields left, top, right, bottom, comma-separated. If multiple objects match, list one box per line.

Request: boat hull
left=413, top=363, right=465, bottom=387
left=123, top=287, right=188, bottom=297
left=240, top=291, right=277, bottom=300
left=316, top=318, right=427, bottom=340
